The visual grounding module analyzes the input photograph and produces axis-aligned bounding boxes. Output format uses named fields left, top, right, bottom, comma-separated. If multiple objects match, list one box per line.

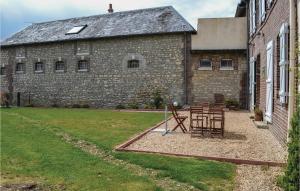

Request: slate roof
left=1, top=6, right=196, bottom=47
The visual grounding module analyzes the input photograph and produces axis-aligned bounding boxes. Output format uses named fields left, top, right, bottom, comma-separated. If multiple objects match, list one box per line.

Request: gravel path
left=235, top=165, right=283, bottom=191
left=127, top=111, right=287, bottom=163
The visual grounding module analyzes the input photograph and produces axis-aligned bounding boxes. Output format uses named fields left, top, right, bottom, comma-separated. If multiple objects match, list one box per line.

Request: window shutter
left=279, top=23, right=289, bottom=104
left=250, top=0, right=253, bottom=34
left=261, top=0, right=266, bottom=21
left=252, top=0, right=256, bottom=31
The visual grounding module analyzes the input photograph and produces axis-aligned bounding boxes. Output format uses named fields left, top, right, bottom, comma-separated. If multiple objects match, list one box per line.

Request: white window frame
left=34, top=62, right=44, bottom=73
left=198, top=59, right=212, bottom=71
left=279, top=23, right=289, bottom=104
left=16, top=63, right=25, bottom=73
left=66, top=25, right=87, bottom=35
left=259, top=0, right=266, bottom=23
left=220, top=59, right=234, bottom=70
left=77, top=60, right=89, bottom=72
left=55, top=61, right=65, bottom=73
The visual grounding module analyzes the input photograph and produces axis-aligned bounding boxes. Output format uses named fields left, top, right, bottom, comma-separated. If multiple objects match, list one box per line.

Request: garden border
left=115, top=117, right=286, bottom=167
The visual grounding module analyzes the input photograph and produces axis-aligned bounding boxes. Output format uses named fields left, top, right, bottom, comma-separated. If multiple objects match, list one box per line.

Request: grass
left=2, top=108, right=165, bottom=151
left=1, top=108, right=236, bottom=191
left=1, top=111, right=160, bottom=191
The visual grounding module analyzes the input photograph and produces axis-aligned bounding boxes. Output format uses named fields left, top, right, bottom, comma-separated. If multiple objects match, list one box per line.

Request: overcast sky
left=0, top=0, right=240, bottom=41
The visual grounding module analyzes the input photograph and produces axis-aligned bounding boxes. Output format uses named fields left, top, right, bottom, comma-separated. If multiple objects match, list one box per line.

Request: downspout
left=246, top=1, right=250, bottom=110
left=287, top=0, right=297, bottom=139
left=184, top=32, right=188, bottom=105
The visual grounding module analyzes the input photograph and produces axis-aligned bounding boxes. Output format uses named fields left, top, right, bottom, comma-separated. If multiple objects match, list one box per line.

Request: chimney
left=108, top=4, right=113, bottom=13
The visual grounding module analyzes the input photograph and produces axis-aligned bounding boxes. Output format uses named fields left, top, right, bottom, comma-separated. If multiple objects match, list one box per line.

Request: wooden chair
left=214, top=94, right=225, bottom=105
left=169, top=104, right=188, bottom=133
left=209, top=107, right=225, bottom=137
left=190, top=106, right=209, bottom=137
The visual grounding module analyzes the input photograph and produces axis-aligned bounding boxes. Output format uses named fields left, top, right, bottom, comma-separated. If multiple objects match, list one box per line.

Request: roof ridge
left=33, top=6, right=173, bottom=25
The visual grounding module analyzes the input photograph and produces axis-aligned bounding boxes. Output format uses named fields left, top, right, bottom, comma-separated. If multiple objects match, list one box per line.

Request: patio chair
left=209, top=107, right=225, bottom=137
left=214, top=94, right=225, bottom=105
left=169, top=104, right=188, bottom=133
left=190, top=103, right=211, bottom=137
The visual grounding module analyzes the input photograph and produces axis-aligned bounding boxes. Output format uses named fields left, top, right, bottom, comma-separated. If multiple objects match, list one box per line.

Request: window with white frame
left=127, top=60, right=140, bottom=68
left=198, top=59, right=212, bottom=70
left=250, top=0, right=256, bottom=34
left=55, top=61, right=65, bottom=72
left=259, top=0, right=266, bottom=22
left=34, top=62, right=44, bottom=73
left=16, top=63, right=25, bottom=73
left=279, top=23, right=289, bottom=104
left=220, top=59, right=233, bottom=70
left=77, top=60, right=88, bottom=71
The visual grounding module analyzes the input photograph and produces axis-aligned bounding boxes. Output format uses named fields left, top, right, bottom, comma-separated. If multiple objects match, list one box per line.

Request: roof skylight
left=66, top=25, right=87, bottom=35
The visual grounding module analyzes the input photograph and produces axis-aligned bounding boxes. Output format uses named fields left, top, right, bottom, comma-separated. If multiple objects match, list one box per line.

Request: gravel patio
left=126, top=111, right=287, bottom=163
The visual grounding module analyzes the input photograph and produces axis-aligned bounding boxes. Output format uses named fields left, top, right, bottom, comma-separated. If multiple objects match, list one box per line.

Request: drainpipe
left=287, top=0, right=297, bottom=140
left=184, top=32, right=188, bottom=105
left=246, top=1, right=250, bottom=110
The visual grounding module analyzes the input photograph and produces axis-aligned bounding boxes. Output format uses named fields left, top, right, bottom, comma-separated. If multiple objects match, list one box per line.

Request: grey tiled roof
left=1, top=6, right=195, bottom=47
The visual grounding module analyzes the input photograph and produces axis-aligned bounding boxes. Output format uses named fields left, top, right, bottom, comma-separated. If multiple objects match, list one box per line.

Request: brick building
left=0, top=6, right=195, bottom=107
left=239, top=0, right=299, bottom=144
left=190, top=18, right=248, bottom=108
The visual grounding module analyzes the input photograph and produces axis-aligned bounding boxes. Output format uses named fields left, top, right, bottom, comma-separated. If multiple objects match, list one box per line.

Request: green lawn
left=1, top=108, right=236, bottom=191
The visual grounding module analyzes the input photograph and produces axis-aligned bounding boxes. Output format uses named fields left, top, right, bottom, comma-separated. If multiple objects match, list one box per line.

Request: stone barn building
left=0, top=6, right=196, bottom=108
left=190, top=17, right=248, bottom=108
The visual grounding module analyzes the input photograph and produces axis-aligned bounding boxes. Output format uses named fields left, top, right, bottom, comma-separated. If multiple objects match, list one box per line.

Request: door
left=265, top=41, right=273, bottom=123
left=17, top=92, right=21, bottom=107
left=249, top=57, right=256, bottom=110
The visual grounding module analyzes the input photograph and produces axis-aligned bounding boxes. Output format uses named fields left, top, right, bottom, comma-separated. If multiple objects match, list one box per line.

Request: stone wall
left=0, top=34, right=187, bottom=108
left=190, top=50, right=247, bottom=108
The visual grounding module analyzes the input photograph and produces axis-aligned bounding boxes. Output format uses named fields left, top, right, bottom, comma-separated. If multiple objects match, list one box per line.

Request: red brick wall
left=249, top=0, right=290, bottom=145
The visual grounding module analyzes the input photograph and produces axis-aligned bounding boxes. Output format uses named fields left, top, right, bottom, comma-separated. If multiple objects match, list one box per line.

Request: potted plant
left=225, top=99, right=239, bottom=110
left=254, top=107, right=263, bottom=121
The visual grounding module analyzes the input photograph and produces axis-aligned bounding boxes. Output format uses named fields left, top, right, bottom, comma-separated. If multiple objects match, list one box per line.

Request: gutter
left=287, top=0, right=297, bottom=139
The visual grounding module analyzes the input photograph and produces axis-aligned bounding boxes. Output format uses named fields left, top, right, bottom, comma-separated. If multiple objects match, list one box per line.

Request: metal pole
left=162, top=104, right=170, bottom=136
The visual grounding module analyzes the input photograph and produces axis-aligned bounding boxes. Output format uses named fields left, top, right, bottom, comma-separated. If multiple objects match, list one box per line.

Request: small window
left=55, top=61, right=65, bottom=72
left=66, top=25, right=87, bottom=35
left=127, top=60, right=140, bottom=68
left=34, top=62, right=44, bottom=73
left=198, top=59, right=212, bottom=70
left=220, top=59, right=234, bottom=70
left=77, top=60, right=88, bottom=71
left=16, top=63, right=25, bottom=73
left=0, top=67, right=6, bottom=75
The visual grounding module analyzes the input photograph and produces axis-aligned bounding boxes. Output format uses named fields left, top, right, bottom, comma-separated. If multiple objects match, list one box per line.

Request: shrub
left=81, top=104, right=90, bottom=108
left=225, top=99, right=239, bottom=108
left=0, top=92, right=10, bottom=108
left=151, top=90, right=164, bottom=109
left=128, top=102, right=139, bottom=109
left=144, top=104, right=155, bottom=109
left=51, top=104, right=59, bottom=108
left=254, top=107, right=263, bottom=116
left=72, top=104, right=81, bottom=108
left=116, top=104, right=126, bottom=109
left=24, top=104, right=34, bottom=107
left=279, top=106, right=299, bottom=191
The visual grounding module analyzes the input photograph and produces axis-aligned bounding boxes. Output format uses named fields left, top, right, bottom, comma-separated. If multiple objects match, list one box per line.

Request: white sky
left=0, top=0, right=240, bottom=40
